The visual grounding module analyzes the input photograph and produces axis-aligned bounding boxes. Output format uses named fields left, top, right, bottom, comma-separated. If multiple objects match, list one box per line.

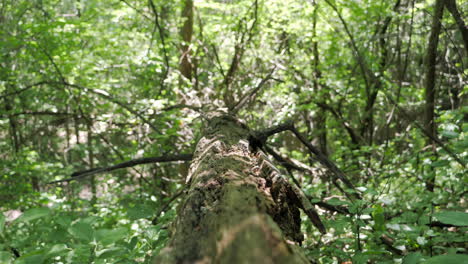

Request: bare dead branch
left=148, top=0, right=169, bottom=87
left=254, top=122, right=360, bottom=199
left=231, top=67, right=276, bottom=114
left=152, top=187, right=187, bottom=225
left=222, top=0, right=259, bottom=107
left=0, top=81, right=48, bottom=100
left=119, top=0, right=152, bottom=20
left=288, top=124, right=359, bottom=197
left=263, top=145, right=306, bottom=172
left=315, top=102, right=363, bottom=145
left=256, top=121, right=293, bottom=141
left=161, top=104, right=201, bottom=112
left=289, top=182, right=327, bottom=234
left=0, top=111, right=73, bottom=118
left=381, top=234, right=404, bottom=255
left=48, top=153, right=193, bottom=184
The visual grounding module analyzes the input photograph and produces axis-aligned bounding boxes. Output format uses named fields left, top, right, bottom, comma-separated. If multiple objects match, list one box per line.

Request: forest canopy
left=0, top=0, right=467, bottom=263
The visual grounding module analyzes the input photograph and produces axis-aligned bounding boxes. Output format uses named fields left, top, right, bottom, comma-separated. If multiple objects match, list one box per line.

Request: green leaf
left=46, top=244, right=69, bottom=257
left=127, top=236, right=138, bottom=250
left=433, top=211, right=468, bottom=226
left=431, top=160, right=449, bottom=168
left=96, top=247, right=123, bottom=259
left=127, top=204, right=153, bottom=220
left=326, top=197, right=349, bottom=206
left=352, top=252, right=369, bottom=263
left=0, top=251, right=12, bottom=264
left=68, top=222, right=94, bottom=242
left=55, top=214, right=72, bottom=228
left=372, top=204, right=385, bottom=231
left=403, top=252, right=423, bottom=264
left=441, top=130, right=459, bottom=139
left=95, top=227, right=128, bottom=246
left=14, top=250, right=45, bottom=264
left=0, top=213, right=5, bottom=234
left=16, top=208, right=51, bottom=223
left=146, top=226, right=161, bottom=241
left=425, top=254, right=468, bottom=264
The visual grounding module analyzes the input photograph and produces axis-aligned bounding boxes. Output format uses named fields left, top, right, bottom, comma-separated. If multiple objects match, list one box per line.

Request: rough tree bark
left=155, top=112, right=321, bottom=263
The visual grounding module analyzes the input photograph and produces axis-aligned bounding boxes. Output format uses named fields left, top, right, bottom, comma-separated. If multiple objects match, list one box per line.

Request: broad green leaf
left=0, top=213, right=5, bottom=233
left=441, top=130, right=459, bottom=139
left=433, top=211, right=468, bottom=226
left=146, top=226, right=161, bottom=241
left=325, top=197, right=349, bottom=206
left=0, top=251, right=12, bottom=264
left=372, top=204, right=385, bottom=231
left=127, top=204, right=153, bottom=220
left=425, top=254, right=468, bottom=264
left=127, top=236, right=138, bottom=250
left=95, top=227, right=128, bottom=245
left=13, top=250, right=45, bottom=264
left=352, top=252, right=369, bottom=263
left=55, top=214, right=72, bottom=228
left=46, top=244, right=69, bottom=257
left=403, top=252, right=423, bottom=264
left=65, top=244, right=91, bottom=263
left=362, top=250, right=388, bottom=255
left=16, top=208, right=51, bottom=223
left=48, top=228, right=68, bottom=242
left=431, top=160, right=449, bottom=168
left=68, top=222, right=94, bottom=242
left=96, top=247, right=123, bottom=259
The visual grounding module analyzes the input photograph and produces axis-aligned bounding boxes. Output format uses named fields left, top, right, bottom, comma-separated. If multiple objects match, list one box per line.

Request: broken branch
left=48, top=154, right=193, bottom=184
left=254, top=122, right=360, bottom=199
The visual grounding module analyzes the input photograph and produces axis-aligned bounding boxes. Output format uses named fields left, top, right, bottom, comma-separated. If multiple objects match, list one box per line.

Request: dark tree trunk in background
left=87, top=120, right=97, bottom=209
left=180, top=0, right=194, bottom=81
left=423, top=0, right=444, bottom=192
left=445, top=0, right=468, bottom=54
left=312, top=1, right=328, bottom=155
left=155, top=112, right=311, bottom=263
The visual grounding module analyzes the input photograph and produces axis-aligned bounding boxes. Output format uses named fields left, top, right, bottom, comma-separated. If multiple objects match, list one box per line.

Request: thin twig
left=148, top=0, right=169, bottom=88
left=231, top=67, right=276, bottom=114
left=152, top=187, right=187, bottom=224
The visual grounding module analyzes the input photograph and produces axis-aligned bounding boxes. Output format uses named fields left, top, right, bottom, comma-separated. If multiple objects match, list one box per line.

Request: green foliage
left=1, top=0, right=467, bottom=262
left=433, top=211, right=468, bottom=227
left=424, top=254, right=468, bottom=264
left=0, top=198, right=176, bottom=263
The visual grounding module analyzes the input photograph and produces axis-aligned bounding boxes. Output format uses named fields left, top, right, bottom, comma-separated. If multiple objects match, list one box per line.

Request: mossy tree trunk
left=156, top=112, right=312, bottom=263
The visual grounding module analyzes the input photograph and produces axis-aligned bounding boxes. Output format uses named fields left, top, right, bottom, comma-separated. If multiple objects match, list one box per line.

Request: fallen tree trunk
left=155, top=112, right=320, bottom=263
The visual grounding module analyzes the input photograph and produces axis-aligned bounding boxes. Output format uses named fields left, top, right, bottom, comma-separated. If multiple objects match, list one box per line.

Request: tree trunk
left=445, top=0, right=468, bottom=54
left=179, top=0, right=193, bottom=81
left=155, top=112, right=312, bottom=263
left=423, top=0, right=444, bottom=192
left=312, top=1, right=327, bottom=155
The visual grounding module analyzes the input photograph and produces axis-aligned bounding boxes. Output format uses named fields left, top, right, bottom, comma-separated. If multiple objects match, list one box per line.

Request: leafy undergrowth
left=0, top=193, right=175, bottom=264
left=299, top=124, right=468, bottom=264
left=1, top=120, right=467, bottom=263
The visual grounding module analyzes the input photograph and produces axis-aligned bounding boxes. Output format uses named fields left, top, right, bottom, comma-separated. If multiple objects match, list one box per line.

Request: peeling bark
left=155, top=112, right=312, bottom=263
